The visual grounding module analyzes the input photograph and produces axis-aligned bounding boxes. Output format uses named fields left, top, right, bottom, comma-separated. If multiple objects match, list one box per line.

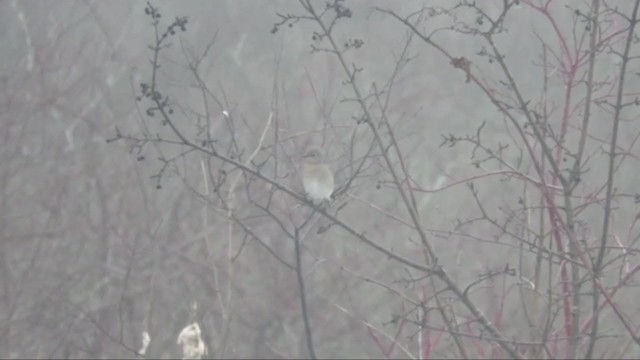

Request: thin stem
left=293, top=230, right=317, bottom=359
left=589, top=0, right=640, bottom=356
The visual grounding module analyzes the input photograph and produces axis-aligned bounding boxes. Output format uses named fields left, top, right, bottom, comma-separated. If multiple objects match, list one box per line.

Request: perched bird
left=302, top=148, right=334, bottom=205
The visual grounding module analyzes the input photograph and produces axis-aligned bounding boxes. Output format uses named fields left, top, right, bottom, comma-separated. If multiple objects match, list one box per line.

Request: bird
left=301, top=148, right=334, bottom=205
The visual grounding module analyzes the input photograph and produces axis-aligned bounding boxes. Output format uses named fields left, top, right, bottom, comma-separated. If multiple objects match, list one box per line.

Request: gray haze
left=1, top=0, right=639, bottom=358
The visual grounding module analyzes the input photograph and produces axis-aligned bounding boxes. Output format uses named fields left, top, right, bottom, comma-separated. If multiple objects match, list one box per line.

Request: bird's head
left=303, top=148, right=324, bottom=164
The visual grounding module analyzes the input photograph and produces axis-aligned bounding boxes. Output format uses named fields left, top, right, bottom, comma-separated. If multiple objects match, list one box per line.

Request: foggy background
left=1, top=0, right=639, bottom=358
